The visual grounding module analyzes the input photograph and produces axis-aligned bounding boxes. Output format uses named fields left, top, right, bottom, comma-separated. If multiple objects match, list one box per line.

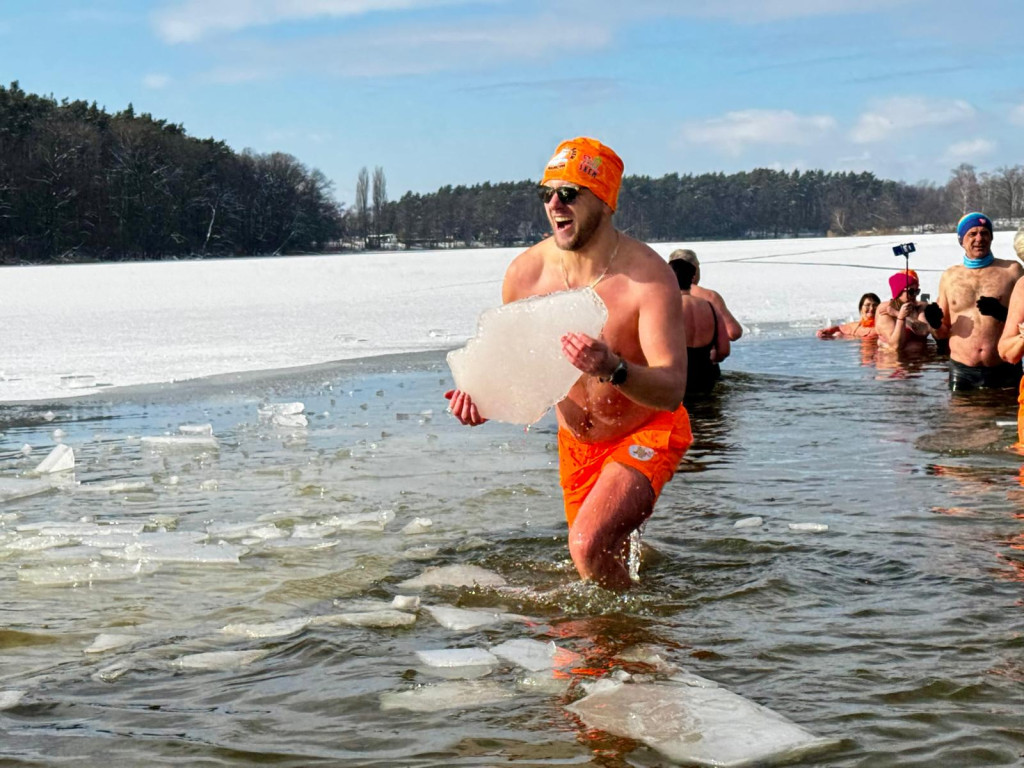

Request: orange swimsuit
left=557, top=404, right=693, bottom=528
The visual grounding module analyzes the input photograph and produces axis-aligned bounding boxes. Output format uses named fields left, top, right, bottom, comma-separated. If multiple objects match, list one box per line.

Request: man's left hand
left=977, top=296, right=1009, bottom=322
left=561, top=332, right=617, bottom=379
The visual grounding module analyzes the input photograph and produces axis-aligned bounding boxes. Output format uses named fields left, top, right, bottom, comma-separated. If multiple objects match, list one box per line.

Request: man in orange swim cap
left=448, top=137, right=691, bottom=590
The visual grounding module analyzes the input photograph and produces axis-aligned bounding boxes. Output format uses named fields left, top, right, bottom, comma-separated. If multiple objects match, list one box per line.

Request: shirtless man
left=874, top=270, right=931, bottom=352
left=667, top=249, right=743, bottom=341
left=928, top=212, right=1024, bottom=391
left=447, top=137, right=691, bottom=590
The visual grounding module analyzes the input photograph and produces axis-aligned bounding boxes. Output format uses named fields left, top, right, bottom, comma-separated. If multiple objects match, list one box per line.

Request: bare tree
left=372, top=166, right=387, bottom=244
left=946, top=163, right=981, bottom=217
left=355, top=167, right=369, bottom=246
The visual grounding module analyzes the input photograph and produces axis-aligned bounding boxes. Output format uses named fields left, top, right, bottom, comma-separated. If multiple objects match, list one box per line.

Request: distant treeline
left=383, top=164, right=1024, bottom=248
left=4, top=81, right=1024, bottom=264
left=0, top=81, right=343, bottom=263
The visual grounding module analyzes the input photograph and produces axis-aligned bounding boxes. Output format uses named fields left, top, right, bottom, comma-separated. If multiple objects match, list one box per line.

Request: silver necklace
left=560, top=232, right=620, bottom=291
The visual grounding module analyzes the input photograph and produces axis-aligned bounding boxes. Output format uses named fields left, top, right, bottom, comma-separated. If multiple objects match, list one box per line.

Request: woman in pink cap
left=875, top=270, right=932, bottom=351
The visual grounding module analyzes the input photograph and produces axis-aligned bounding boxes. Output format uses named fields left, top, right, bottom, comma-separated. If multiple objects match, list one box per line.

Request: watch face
left=611, top=360, right=627, bottom=385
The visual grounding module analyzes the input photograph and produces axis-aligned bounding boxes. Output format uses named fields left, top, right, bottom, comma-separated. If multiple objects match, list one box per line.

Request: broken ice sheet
left=415, top=647, right=498, bottom=668
left=447, top=287, right=607, bottom=424
left=424, top=605, right=503, bottom=631
left=380, top=680, right=515, bottom=712
left=174, top=649, right=269, bottom=670
left=398, top=564, right=507, bottom=590
left=32, top=444, right=75, bottom=474
left=566, top=679, right=840, bottom=768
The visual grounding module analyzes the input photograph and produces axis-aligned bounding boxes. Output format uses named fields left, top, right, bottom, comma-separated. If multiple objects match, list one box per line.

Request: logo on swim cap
left=629, top=445, right=655, bottom=461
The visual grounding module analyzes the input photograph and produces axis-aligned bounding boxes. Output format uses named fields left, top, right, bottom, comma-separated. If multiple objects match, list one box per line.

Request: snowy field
left=2, top=231, right=1017, bottom=402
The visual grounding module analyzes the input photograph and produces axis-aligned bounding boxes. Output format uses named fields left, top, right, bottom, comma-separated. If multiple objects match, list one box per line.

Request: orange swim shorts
left=557, top=405, right=693, bottom=528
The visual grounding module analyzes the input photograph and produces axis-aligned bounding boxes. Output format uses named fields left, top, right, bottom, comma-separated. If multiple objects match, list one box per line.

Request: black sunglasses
left=538, top=185, right=582, bottom=205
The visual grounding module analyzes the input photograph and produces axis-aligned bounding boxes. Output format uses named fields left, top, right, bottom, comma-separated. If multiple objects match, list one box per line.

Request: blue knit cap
left=957, top=212, right=992, bottom=243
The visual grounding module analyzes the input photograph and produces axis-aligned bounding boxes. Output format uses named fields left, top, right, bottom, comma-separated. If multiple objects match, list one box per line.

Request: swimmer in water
left=816, top=293, right=880, bottom=339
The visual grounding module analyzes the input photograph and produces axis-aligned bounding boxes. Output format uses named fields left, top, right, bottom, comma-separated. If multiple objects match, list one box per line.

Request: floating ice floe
left=76, top=480, right=150, bottom=494
left=424, top=605, right=503, bottom=631
left=258, top=402, right=308, bottom=428
left=398, top=564, right=507, bottom=590
left=490, top=638, right=574, bottom=672
left=567, top=676, right=840, bottom=768
left=84, top=633, right=142, bottom=654
left=392, top=595, right=420, bottom=611
left=106, top=539, right=247, bottom=565
left=174, top=649, right=269, bottom=670
left=788, top=522, right=829, bottom=533
left=17, top=560, right=159, bottom=586
left=221, top=618, right=311, bottom=639
left=0, top=690, right=26, bottom=710
left=447, top=287, right=608, bottom=424
left=380, top=680, right=515, bottom=712
left=734, top=516, right=764, bottom=528
left=415, top=647, right=498, bottom=669
left=0, top=481, right=55, bottom=505
left=140, top=435, right=219, bottom=450
left=179, top=423, right=214, bottom=435
left=309, top=610, right=417, bottom=629
left=401, top=517, right=433, bottom=535
left=402, top=545, right=440, bottom=561
left=30, top=444, right=75, bottom=475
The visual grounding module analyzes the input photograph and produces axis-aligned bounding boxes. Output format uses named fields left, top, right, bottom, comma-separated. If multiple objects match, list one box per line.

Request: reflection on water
left=1, top=342, right=1023, bottom=766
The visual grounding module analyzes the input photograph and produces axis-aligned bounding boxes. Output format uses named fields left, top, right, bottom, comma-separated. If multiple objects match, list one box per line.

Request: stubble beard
left=553, top=207, right=602, bottom=253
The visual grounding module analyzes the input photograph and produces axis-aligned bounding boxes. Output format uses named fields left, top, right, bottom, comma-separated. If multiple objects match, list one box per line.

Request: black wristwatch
left=608, top=358, right=628, bottom=386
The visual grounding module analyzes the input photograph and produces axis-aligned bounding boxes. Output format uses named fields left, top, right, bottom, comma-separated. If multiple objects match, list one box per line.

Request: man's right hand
left=445, top=389, right=487, bottom=426
left=924, top=302, right=944, bottom=329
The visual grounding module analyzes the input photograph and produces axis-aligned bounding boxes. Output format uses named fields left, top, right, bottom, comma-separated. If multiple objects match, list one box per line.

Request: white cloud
left=202, top=15, right=611, bottom=81
left=1010, top=104, right=1024, bottom=126
left=143, top=73, right=172, bottom=89
left=850, top=97, right=975, bottom=143
left=152, top=0, right=484, bottom=43
left=679, top=109, right=837, bottom=156
left=942, top=138, right=995, bottom=163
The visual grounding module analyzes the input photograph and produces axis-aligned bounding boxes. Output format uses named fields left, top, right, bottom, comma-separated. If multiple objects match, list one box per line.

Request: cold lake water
left=1, top=332, right=1022, bottom=766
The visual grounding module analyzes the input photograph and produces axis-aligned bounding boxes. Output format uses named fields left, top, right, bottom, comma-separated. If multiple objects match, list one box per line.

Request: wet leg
left=567, top=462, right=655, bottom=590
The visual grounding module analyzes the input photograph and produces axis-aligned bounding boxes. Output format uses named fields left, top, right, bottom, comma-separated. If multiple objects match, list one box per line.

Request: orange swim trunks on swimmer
left=541, top=137, right=624, bottom=212
left=557, top=405, right=693, bottom=528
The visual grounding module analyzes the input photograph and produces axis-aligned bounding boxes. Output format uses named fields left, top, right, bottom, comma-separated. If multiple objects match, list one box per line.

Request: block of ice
left=424, top=605, right=503, bottom=631
left=379, top=680, right=515, bottom=712
left=17, top=560, right=159, bottom=586
left=392, top=595, right=420, bottom=611
left=788, top=522, right=829, bottom=533
left=140, top=435, right=219, bottom=450
left=734, top=516, right=764, bottom=528
left=0, top=690, right=26, bottom=710
left=258, top=402, right=308, bottom=428
left=174, top=649, right=269, bottom=670
left=415, top=647, right=498, bottom=668
left=490, top=638, right=564, bottom=672
left=398, top=564, right=507, bottom=590
left=447, top=287, right=608, bottom=424
left=566, top=679, right=840, bottom=768
left=0, top=481, right=54, bottom=505
left=179, top=423, right=214, bottom=435
left=401, top=517, right=433, bottom=535
left=32, top=444, right=75, bottom=474
left=84, top=633, right=142, bottom=654
left=309, top=610, right=417, bottom=629
left=221, top=618, right=311, bottom=638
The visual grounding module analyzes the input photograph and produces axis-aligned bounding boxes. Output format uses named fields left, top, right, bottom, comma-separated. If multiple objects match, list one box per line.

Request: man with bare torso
left=447, top=137, right=691, bottom=590
left=928, top=212, right=1024, bottom=390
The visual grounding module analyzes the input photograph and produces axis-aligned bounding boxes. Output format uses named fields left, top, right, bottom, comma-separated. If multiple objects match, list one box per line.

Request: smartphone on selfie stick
left=893, top=242, right=916, bottom=303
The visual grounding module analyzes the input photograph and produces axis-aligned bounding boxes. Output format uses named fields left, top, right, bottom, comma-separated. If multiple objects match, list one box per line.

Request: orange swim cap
left=540, top=137, right=624, bottom=212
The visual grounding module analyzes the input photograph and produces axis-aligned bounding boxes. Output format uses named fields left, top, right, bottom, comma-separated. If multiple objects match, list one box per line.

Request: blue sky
left=3, top=1, right=1023, bottom=206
